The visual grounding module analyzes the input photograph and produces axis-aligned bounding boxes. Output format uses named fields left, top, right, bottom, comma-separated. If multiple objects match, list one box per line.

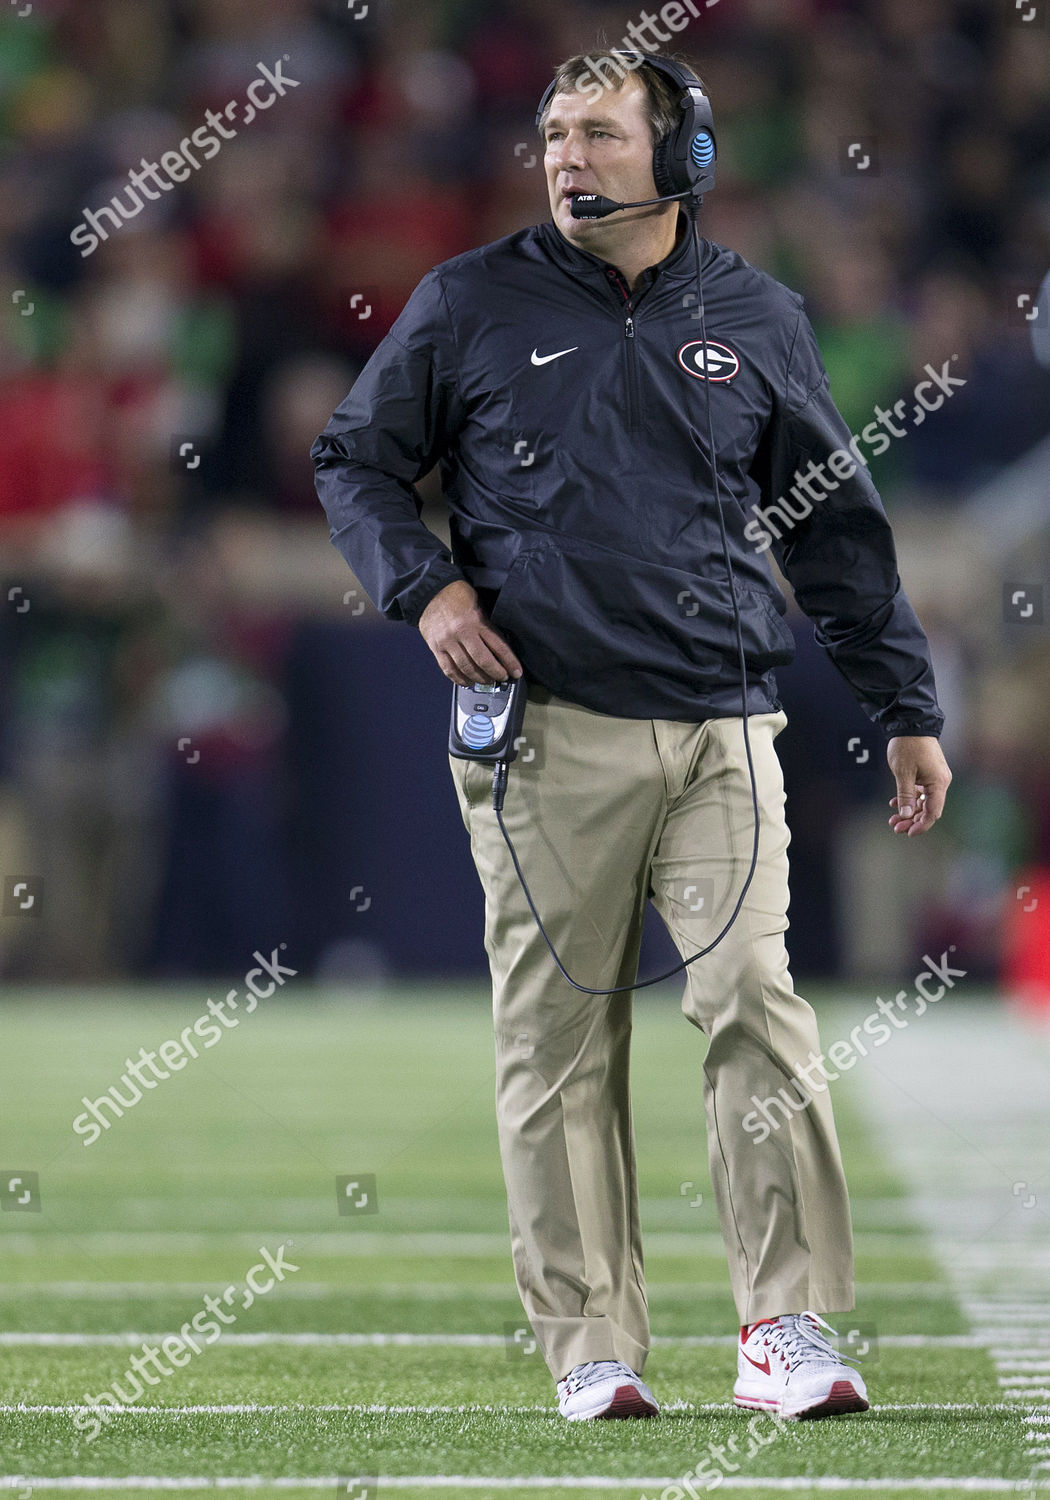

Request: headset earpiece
left=652, top=134, right=678, bottom=199
left=644, top=67, right=716, bottom=200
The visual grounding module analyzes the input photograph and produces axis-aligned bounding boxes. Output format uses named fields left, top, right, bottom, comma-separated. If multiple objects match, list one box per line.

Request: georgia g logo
left=678, top=339, right=740, bottom=383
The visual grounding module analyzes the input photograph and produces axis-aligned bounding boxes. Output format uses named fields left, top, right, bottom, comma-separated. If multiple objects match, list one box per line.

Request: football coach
left=312, top=49, right=952, bottom=1423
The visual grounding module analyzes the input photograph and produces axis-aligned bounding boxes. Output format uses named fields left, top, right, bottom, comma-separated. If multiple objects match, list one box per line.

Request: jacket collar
left=536, top=207, right=709, bottom=290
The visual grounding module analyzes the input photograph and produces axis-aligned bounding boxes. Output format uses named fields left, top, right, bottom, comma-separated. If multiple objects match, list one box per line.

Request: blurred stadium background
left=2, top=0, right=1050, bottom=1491
left=1, top=0, right=1049, bottom=991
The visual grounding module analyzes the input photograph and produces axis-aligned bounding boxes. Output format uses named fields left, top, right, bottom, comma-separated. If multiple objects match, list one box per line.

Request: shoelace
left=560, top=1359, right=631, bottom=1395
left=753, top=1311, right=862, bottom=1370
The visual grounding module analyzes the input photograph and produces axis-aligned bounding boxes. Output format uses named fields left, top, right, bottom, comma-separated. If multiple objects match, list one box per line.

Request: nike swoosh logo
left=742, top=1350, right=771, bottom=1375
left=531, top=347, right=579, bottom=366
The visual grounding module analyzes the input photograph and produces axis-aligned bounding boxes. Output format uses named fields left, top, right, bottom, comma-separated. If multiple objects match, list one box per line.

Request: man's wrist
left=404, top=567, right=470, bottom=629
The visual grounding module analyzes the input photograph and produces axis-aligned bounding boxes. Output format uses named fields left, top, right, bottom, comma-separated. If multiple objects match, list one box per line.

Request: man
left=312, top=50, right=951, bottom=1422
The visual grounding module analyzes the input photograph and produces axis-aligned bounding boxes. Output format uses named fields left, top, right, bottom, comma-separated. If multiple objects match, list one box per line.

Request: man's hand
left=886, top=735, right=951, bottom=836
left=418, top=579, right=523, bottom=687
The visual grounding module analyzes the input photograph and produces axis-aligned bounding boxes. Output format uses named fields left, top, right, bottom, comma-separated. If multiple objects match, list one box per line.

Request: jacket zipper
left=624, top=312, right=638, bottom=431
left=606, top=269, right=639, bottom=433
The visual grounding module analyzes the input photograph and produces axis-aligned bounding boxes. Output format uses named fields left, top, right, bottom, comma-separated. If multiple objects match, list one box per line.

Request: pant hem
left=740, top=1282, right=856, bottom=1323
left=545, top=1330, right=650, bottom=1383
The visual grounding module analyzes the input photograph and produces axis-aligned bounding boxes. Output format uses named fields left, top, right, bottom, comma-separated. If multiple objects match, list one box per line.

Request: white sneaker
left=734, top=1311, right=869, bottom=1419
left=556, top=1359, right=659, bottom=1420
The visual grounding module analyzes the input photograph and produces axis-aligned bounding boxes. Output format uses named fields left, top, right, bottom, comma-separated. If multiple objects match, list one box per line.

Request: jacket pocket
left=489, top=547, right=571, bottom=695
left=489, top=535, right=794, bottom=705
left=746, top=587, right=796, bottom=661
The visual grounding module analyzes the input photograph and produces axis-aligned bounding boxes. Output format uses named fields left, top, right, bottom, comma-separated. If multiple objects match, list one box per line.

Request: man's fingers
left=443, top=632, right=519, bottom=687
left=445, top=646, right=492, bottom=686
left=460, top=634, right=516, bottom=685
left=894, top=780, right=918, bottom=820
left=888, top=796, right=914, bottom=833
left=419, top=584, right=522, bottom=686
left=887, top=739, right=951, bottom=837
left=921, top=782, right=947, bottom=823
left=478, top=626, right=523, bottom=681
left=439, top=651, right=474, bottom=687
left=888, top=787, right=942, bottom=836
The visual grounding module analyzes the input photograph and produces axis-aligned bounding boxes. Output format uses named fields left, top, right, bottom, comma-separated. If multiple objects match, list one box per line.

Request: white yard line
left=0, top=1194, right=928, bottom=1228
left=0, top=1332, right=991, bottom=1349
left=0, top=1231, right=933, bottom=1256
left=0, top=1400, right=1021, bottom=1416
left=0, top=1480, right=1046, bottom=1493
left=0, top=1281, right=955, bottom=1300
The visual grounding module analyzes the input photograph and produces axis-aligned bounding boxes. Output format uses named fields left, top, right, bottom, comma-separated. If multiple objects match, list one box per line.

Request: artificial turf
left=0, top=986, right=1028, bottom=1494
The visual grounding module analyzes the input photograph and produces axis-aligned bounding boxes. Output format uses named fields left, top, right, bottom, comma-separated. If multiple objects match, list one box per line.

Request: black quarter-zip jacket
left=312, top=213, right=944, bottom=737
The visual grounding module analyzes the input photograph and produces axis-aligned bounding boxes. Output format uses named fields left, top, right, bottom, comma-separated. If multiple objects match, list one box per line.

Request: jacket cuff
left=878, top=716, right=944, bottom=739
left=400, top=564, right=469, bottom=629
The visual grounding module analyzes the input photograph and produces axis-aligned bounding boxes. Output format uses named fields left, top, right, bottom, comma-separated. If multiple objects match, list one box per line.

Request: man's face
left=543, top=73, right=662, bottom=245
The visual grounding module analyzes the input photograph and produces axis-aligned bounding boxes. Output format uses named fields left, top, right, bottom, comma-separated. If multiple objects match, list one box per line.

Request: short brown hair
left=537, top=51, right=703, bottom=146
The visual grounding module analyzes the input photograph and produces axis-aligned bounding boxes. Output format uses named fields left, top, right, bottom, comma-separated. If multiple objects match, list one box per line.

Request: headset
left=535, top=51, right=717, bottom=205
left=450, top=51, right=761, bottom=997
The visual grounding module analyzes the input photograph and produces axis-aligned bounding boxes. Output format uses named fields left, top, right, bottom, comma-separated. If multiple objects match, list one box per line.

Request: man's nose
left=550, top=133, right=588, bottom=171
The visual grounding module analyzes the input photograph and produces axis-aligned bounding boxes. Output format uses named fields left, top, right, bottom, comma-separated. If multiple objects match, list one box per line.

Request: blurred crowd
left=1, top=0, right=1049, bottom=984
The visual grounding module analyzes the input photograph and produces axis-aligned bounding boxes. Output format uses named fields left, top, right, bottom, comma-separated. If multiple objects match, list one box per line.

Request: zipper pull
left=625, top=315, right=635, bottom=339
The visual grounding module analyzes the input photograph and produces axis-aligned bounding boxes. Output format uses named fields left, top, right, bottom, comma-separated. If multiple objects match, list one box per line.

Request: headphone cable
left=490, top=200, right=762, bottom=995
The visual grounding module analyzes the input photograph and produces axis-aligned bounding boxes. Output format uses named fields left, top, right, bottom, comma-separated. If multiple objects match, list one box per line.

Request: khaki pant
left=449, top=684, right=854, bottom=1382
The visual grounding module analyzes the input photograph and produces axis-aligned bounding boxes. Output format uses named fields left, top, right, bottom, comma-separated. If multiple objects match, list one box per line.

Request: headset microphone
left=570, top=190, right=693, bottom=220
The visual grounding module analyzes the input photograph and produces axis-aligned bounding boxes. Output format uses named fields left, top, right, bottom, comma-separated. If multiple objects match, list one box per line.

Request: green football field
left=0, top=984, right=1041, bottom=1497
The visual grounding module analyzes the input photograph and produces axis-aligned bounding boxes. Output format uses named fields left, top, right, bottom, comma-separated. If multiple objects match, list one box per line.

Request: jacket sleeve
left=311, top=268, right=469, bottom=627
left=747, top=301, right=945, bottom=739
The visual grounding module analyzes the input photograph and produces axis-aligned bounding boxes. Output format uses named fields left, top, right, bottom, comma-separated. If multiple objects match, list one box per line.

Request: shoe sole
left=734, top=1379, right=869, bottom=1420
left=564, top=1384, right=660, bottom=1420
left=795, top=1380, right=869, bottom=1419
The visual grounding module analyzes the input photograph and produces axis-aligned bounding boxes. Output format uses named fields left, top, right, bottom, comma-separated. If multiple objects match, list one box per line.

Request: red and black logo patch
left=677, top=340, right=740, bottom=383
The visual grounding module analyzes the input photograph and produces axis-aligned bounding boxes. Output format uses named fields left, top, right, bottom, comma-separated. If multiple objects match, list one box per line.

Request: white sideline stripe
left=0, top=1332, right=989, bottom=1348
left=0, top=1280, right=954, bottom=1300
left=853, top=1009, right=1050, bottom=1457
left=0, top=1401, right=1022, bottom=1416
left=984, top=1317, right=1050, bottom=1325
left=968, top=1308, right=1050, bottom=1317
left=0, top=1230, right=933, bottom=1255
left=968, top=1302, right=1050, bottom=1309
left=0, top=1480, right=1045, bottom=1493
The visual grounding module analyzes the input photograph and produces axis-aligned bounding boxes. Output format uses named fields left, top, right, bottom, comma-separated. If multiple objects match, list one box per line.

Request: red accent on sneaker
left=741, top=1349, right=771, bottom=1375
left=599, top=1384, right=659, bottom=1419
left=795, top=1378, right=869, bottom=1419
left=740, top=1318, right=778, bottom=1341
